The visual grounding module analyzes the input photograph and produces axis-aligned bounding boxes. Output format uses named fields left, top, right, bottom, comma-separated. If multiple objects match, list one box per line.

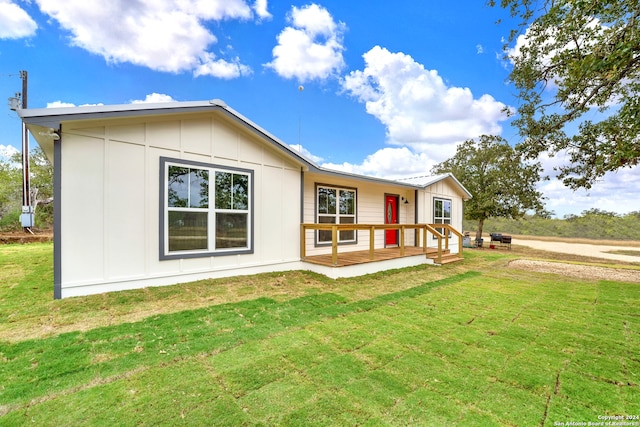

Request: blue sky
left=1, top=0, right=638, bottom=217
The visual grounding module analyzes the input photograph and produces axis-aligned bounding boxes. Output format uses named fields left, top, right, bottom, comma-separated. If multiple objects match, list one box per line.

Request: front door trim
left=384, top=194, right=399, bottom=247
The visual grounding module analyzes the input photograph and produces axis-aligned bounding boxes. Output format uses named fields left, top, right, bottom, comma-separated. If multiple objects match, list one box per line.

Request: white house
left=18, top=100, right=471, bottom=299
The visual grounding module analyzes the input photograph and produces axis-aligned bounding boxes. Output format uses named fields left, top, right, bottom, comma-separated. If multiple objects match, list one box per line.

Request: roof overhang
left=307, top=167, right=473, bottom=200
left=18, top=99, right=230, bottom=129
left=16, top=99, right=472, bottom=200
left=16, top=99, right=316, bottom=170
left=307, top=164, right=423, bottom=190
left=396, top=173, right=473, bottom=200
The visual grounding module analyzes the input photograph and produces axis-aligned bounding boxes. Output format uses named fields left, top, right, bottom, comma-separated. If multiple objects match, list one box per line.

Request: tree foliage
left=0, top=147, right=53, bottom=231
left=0, top=158, right=21, bottom=227
left=467, top=210, right=640, bottom=240
left=494, top=0, right=640, bottom=189
left=27, top=147, right=54, bottom=227
left=432, top=135, right=547, bottom=240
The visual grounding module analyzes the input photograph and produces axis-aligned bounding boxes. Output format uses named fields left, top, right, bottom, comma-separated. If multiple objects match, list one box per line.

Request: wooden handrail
left=428, top=223, right=464, bottom=260
left=300, top=223, right=460, bottom=266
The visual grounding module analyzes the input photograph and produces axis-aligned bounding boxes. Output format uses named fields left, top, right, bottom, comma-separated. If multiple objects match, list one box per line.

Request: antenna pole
left=19, top=70, right=33, bottom=231
left=297, top=85, right=304, bottom=147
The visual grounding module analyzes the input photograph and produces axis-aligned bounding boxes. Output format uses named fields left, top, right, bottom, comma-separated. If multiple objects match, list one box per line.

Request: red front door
left=385, top=195, right=398, bottom=246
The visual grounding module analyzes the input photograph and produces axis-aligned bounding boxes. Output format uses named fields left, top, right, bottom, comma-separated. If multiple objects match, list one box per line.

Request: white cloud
left=0, top=0, right=37, bottom=39
left=342, top=46, right=509, bottom=160
left=321, top=147, right=439, bottom=179
left=476, top=44, right=484, bottom=54
left=0, top=144, right=19, bottom=161
left=289, top=144, right=324, bottom=163
left=34, top=0, right=264, bottom=77
left=265, top=3, right=346, bottom=82
left=252, top=0, right=271, bottom=20
left=46, top=100, right=103, bottom=108
left=130, top=93, right=176, bottom=104
left=48, top=93, right=177, bottom=107
left=536, top=151, right=640, bottom=217
left=193, top=53, right=252, bottom=78
left=46, top=101, right=77, bottom=108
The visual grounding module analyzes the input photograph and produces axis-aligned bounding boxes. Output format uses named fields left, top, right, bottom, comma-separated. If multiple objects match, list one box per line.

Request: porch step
left=437, top=255, right=464, bottom=264
left=426, top=250, right=463, bottom=265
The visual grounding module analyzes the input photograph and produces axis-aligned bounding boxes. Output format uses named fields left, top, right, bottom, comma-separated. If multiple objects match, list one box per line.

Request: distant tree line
left=465, top=209, right=640, bottom=241
left=0, top=147, right=53, bottom=231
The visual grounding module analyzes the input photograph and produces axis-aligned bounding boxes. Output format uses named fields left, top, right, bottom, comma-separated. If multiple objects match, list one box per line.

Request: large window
left=433, top=198, right=451, bottom=238
left=161, top=158, right=252, bottom=259
left=317, top=185, right=356, bottom=244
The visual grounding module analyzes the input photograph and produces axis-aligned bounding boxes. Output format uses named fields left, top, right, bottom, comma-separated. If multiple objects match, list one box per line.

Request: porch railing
left=434, top=223, right=464, bottom=257
left=300, top=223, right=463, bottom=266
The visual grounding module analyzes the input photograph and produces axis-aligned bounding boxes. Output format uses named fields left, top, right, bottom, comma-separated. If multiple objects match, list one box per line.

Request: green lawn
left=1, top=243, right=639, bottom=426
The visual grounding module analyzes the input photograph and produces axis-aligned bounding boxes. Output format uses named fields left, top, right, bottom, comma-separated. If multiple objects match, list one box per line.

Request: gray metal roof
left=17, top=99, right=317, bottom=170
left=394, top=173, right=473, bottom=199
left=16, top=99, right=471, bottom=198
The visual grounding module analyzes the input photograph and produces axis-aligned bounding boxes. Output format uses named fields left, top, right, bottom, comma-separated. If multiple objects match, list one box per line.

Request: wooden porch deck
left=300, top=223, right=464, bottom=269
left=303, top=246, right=440, bottom=267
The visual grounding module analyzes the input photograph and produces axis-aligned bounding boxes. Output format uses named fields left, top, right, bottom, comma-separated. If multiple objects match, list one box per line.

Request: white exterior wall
left=59, top=112, right=303, bottom=297
left=416, top=178, right=466, bottom=253
left=302, top=173, right=416, bottom=257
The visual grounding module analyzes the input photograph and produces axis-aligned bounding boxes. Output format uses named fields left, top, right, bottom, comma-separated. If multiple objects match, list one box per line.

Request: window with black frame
left=317, top=185, right=356, bottom=244
left=161, top=158, right=252, bottom=258
left=214, top=171, right=249, bottom=249
left=433, top=198, right=451, bottom=238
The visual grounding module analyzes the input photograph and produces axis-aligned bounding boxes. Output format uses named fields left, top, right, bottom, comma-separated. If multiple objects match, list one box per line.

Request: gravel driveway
left=515, top=238, right=640, bottom=263
left=508, top=238, right=640, bottom=282
left=508, top=259, right=640, bottom=283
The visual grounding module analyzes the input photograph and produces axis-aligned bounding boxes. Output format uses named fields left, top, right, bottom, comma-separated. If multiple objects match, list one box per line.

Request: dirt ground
left=508, top=259, right=640, bottom=283
left=0, top=230, right=53, bottom=244
left=514, top=237, right=640, bottom=263
left=504, top=236, right=640, bottom=282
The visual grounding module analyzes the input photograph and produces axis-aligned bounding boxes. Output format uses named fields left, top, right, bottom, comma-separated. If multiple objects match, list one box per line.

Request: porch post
left=331, top=225, right=338, bottom=266
left=300, top=224, right=306, bottom=260
left=423, top=226, right=427, bottom=253
left=400, top=225, right=405, bottom=256
left=445, top=229, right=449, bottom=250
left=369, top=226, right=375, bottom=260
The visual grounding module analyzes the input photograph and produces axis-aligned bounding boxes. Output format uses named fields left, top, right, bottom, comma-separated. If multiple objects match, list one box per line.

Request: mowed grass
left=1, top=243, right=639, bottom=426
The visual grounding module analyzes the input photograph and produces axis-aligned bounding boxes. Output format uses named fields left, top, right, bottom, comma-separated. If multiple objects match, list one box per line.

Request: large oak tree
left=494, top=0, right=640, bottom=189
left=432, top=135, right=547, bottom=240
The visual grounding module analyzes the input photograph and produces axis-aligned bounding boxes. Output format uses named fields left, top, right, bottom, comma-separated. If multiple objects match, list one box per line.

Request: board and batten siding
left=416, top=178, right=465, bottom=252
left=302, top=172, right=416, bottom=257
left=58, top=112, right=302, bottom=297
